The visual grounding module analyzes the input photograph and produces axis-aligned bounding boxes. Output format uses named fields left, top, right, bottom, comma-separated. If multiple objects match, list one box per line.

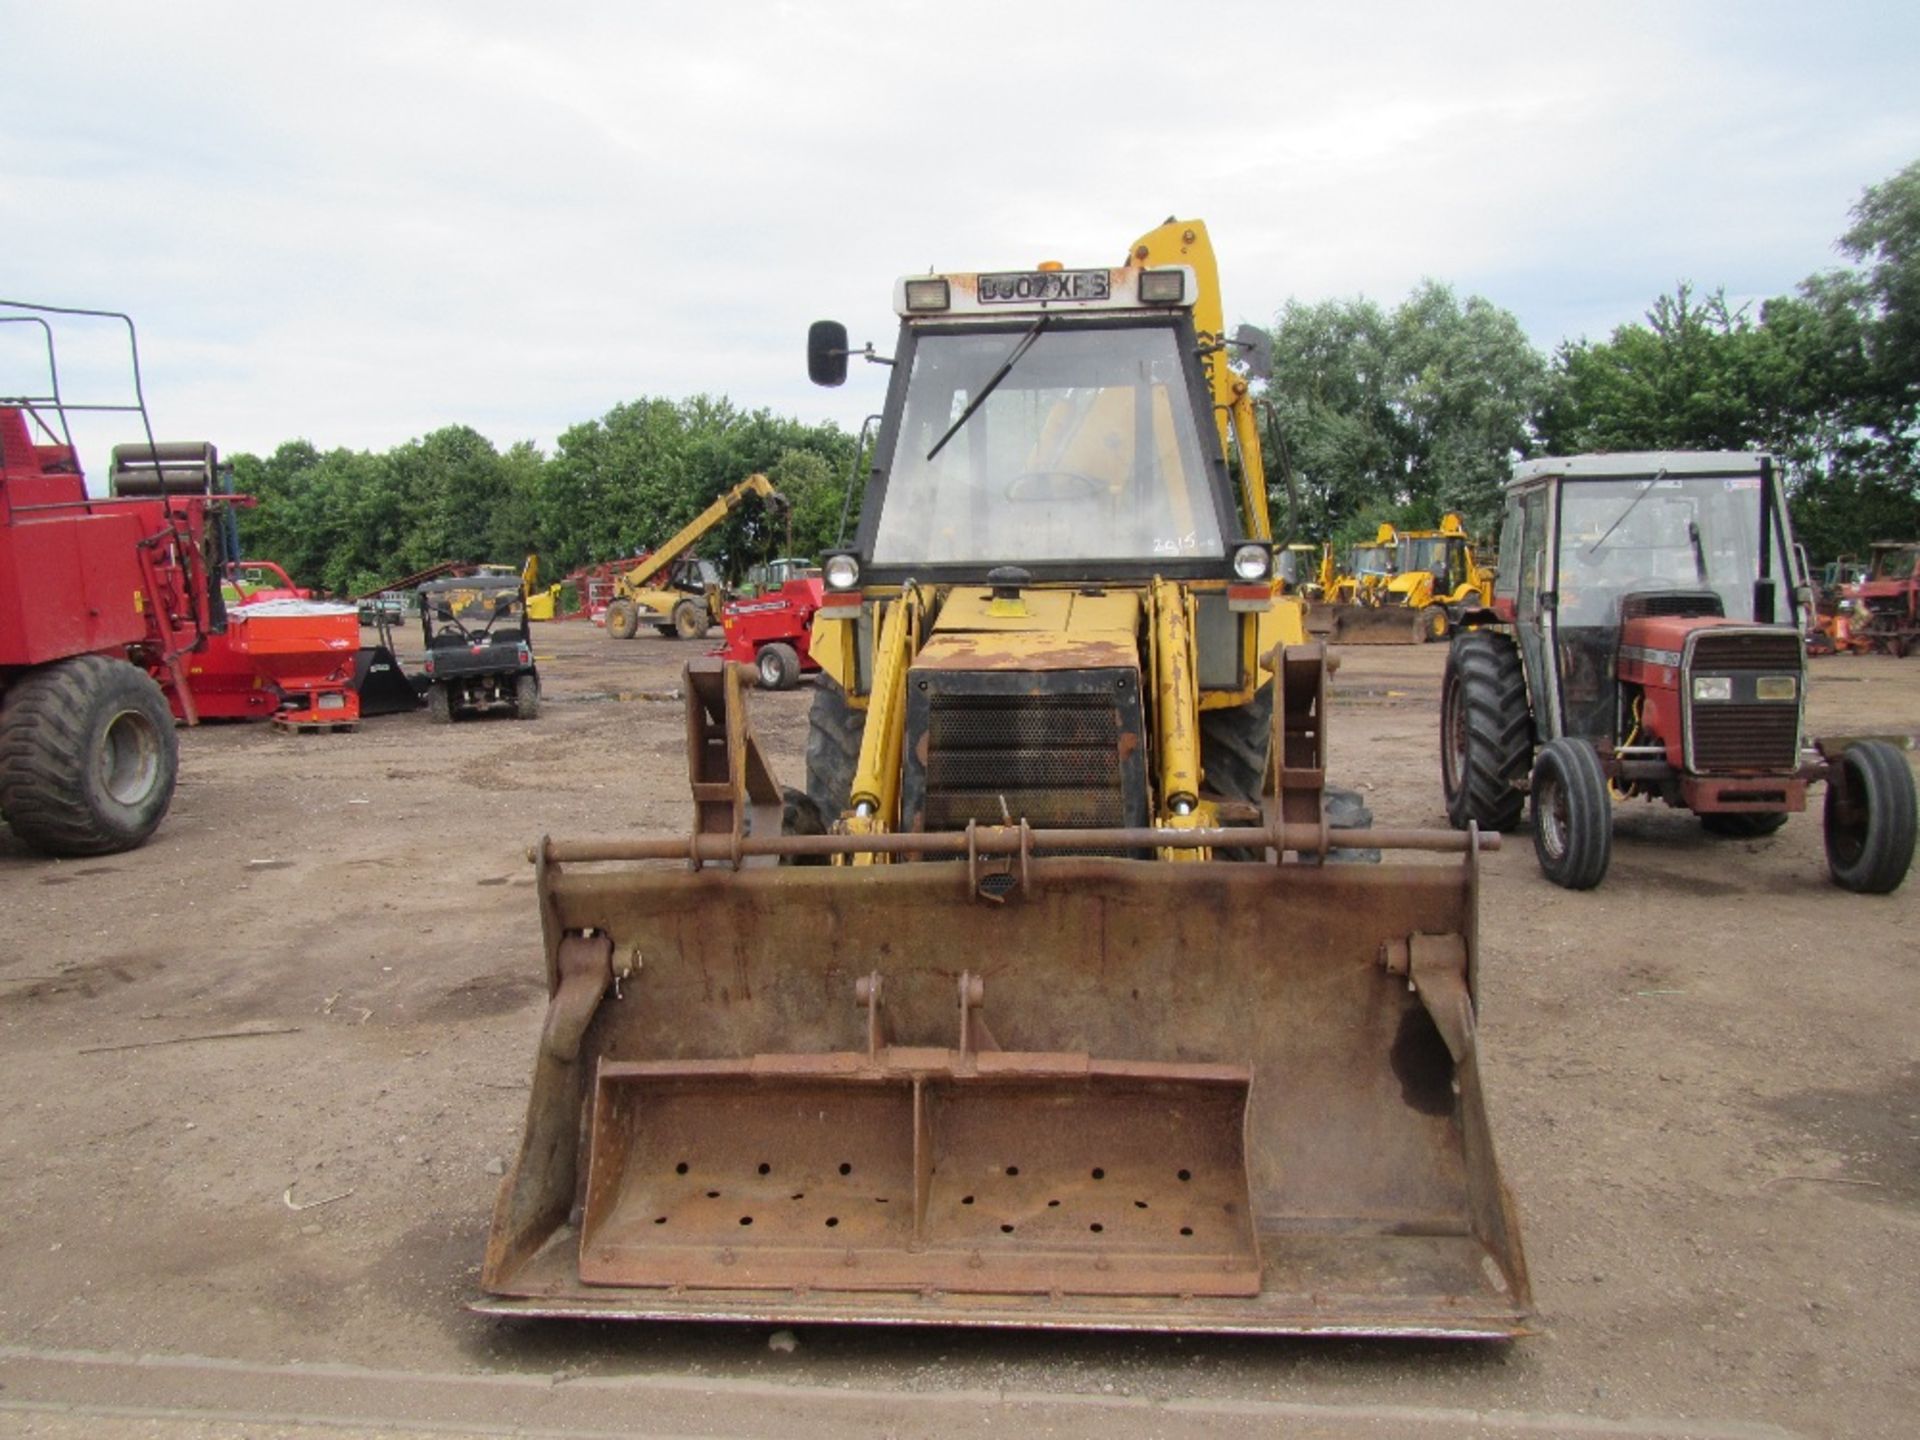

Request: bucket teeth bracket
left=1382, top=932, right=1475, bottom=1063
left=541, top=932, right=615, bottom=1063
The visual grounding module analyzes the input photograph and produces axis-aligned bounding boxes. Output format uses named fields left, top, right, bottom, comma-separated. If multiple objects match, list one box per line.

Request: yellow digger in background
left=604, top=472, right=785, bottom=640
left=477, top=220, right=1529, bottom=1338
left=1313, top=514, right=1494, bottom=644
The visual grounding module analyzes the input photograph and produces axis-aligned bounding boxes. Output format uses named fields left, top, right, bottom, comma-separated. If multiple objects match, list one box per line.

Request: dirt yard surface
left=1, top=624, right=1915, bottom=1440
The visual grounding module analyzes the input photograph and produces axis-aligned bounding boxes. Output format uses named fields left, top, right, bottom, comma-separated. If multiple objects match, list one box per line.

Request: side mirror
left=808, top=320, right=849, bottom=387
left=1232, top=324, right=1273, bottom=381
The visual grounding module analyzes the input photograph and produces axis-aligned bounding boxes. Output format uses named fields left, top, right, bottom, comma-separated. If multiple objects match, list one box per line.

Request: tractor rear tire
left=428, top=685, right=452, bottom=723
left=0, top=656, right=178, bottom=857
left=1701, top=811, right=1789, bottom=838
left=672, top=600, right=707, bottom=640
left=1823, top=739, right=1916, bottom=894
left=1441, top=630, right=1532, bottom=832
left=781, top=676, right=862, bottom=847
left=606, top=600, right=639, bottom=640
left=1529, top=737, right=1612, bottom=890
left=513, top=674, right=540, bottom=720
left=756, top=642, right=801, bottom=692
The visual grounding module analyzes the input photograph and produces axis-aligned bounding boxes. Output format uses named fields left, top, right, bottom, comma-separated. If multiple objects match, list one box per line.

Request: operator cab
left=1499, top=452, right=1803, bottom=741
left=809, top=262, right=1262, bottom=590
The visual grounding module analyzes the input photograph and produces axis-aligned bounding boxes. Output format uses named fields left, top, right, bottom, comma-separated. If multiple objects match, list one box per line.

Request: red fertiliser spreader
left=710, top=574, right=824, bottom=690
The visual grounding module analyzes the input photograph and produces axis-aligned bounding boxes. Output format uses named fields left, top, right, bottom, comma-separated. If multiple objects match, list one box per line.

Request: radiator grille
left=1689, top=705, right=1801, bottom=774
left=1622, top=591, right=1724, bottom=621
left=922, top=694, right=1127, bottom=831
left=1690, top=632, right=1802, bottom=672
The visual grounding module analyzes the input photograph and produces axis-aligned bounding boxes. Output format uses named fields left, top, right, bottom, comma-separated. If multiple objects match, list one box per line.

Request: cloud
left=2, top=0, right=1916, bottom=480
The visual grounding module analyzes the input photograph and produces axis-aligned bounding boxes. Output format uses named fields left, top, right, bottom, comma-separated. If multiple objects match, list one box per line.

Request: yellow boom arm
left=618, top=473, right=782, bottom=592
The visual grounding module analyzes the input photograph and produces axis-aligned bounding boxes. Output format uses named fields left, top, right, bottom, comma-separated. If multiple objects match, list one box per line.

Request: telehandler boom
left=603, top=472, right=784, bottom=641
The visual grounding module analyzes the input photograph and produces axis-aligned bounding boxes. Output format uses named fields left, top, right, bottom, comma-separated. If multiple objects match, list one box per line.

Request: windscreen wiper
left=925, top=314, right=1051, bottom=463
left=1586, top=467, right=1667, bottom=555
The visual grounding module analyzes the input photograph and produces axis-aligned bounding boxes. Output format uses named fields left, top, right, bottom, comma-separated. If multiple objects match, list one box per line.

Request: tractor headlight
left=1755, top=675, right=1798, bottom=702
left=823, top=553, right=861, bottom=591
left=1231, top=543, right=1272, bottom=582
left=1138, top=268, right=1187, bottom=304
left=1691, top=675, right=1733, bottom=703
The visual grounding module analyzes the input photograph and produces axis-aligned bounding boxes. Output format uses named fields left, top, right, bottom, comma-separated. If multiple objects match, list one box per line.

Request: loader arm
left=617, top=473, right=783, bottom=595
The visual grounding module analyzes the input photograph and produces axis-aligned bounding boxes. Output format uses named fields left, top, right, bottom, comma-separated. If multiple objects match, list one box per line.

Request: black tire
left=783, top=676, right=861, bottom=840
left=1701, top=811, right=1789, bottom=838
left=427, top=685, right=452, bottom=723
left=1200, top=681, right=1375, bottom=861
left=1442, top=630, right=1533, bottom=832
left=672, top=600, right=707, bottom=640
left=0, top=656, right=178, bottom=857
left=756, top=642, right=801, bottom=691
left=606, top=600, right=639, bottom=640
left=1530, top=737, right=1612, bottom=890
left=513, top=673, right=540, bottom=720
left=1823, top=739, right=1917, bottom=894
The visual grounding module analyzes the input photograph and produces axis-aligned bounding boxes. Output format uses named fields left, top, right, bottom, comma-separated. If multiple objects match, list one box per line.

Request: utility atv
left=1442, top=451, right=1915, bottom=892
left=418, top=575, right=540, bottom=722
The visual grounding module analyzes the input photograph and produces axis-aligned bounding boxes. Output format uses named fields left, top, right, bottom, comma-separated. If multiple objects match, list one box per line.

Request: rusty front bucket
left=1314, top=603, right=1429, bottom=645
left=479, top=852, right=1530, bottom=1337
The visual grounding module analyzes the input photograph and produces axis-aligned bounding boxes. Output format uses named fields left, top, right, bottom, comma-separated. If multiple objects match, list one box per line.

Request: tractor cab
left=417, top=575, right=539, bottom=722
left=1443, top=451, right=1913, bottom=894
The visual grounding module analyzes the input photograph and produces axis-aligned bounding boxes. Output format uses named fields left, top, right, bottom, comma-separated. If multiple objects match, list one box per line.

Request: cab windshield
left=869, top=324, right=1224, bottom=568
left=1557, top=475, right=1784, bottom=628
left=1400, top=537, right=1453, bottom=574
left=1349, top=544, right=1394, bottom=578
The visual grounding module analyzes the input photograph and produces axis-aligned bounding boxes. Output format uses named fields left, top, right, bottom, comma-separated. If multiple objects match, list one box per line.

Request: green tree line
left=237, top=161, right=1919, bottom=588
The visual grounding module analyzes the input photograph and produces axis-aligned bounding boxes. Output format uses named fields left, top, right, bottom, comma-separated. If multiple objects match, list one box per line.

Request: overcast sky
left=5, top=1, right=1918, bottom=481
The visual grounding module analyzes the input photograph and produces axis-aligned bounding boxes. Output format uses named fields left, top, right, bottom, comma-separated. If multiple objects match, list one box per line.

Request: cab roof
left=1510, top=451, right=1770, bottom=486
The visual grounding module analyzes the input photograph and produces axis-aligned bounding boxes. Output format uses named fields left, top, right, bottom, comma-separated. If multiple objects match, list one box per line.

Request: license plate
left=977, top=269, right=1111, bottom=304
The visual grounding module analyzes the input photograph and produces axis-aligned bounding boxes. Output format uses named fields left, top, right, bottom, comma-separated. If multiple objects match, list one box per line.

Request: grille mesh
left=1691, top=705, right=1800, bottom=773
left=923, top=694, right=1126, bottom=830
left=1622, top=591, right=1724, bottom=621
left=1691, top=632, right=1802, bottom=672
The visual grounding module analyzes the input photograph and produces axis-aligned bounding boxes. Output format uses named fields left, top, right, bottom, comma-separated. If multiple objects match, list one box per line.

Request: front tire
left=1823, top=739, right=1916, bottom=893
left=0, top=656, right=179, bottom=857
left=672, top=600, right=707, bottom=640
left=605, top=600, right=639, bottom=640
left=756, top=642, right=801, bottom=691
left=1422, top=607, right=1450, bottom=643
left=1441, top=631, right=1532, bottom=831
left=1530, top=737, right=1612, bottom=890
left=784, top=676, right=860, bottom=840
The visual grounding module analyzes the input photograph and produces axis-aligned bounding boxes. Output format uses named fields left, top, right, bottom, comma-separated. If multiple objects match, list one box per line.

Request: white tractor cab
left=1443, top=451, right=1915, bottom=892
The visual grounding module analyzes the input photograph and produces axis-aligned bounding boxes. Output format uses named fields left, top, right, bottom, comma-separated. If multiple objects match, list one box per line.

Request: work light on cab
left=902, top=278, right=951, bottom=313
left=1138, top=268, right=1187, bottom=304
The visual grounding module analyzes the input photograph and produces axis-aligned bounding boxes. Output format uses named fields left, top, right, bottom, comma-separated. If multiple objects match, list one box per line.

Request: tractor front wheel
left=605, top=600, right=639, bottom=640
left=672, top=600, right=707, bottom=640
left=1441, top=630, right=1532, bottom=831
left=1823, top=739, right=1916, bottom=893
left=756, top=642, right=801, bottom=691
left=0, top=655, right=179, bottom=857
left=1530, top=737, right=1611, bottom=890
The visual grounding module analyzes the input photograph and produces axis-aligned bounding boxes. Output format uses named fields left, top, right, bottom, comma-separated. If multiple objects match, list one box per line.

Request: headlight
left=1755, top=675, right=1798, bottom=702
left=1691, top=675, right=1733, bottom=703
left=1138, top=268, right=1186, bottom=304
left=902, top=278, right=950, bottom=312
left=823, top=554, right=861, bottom=591
left=1231, top=543, right=1271, bottom=582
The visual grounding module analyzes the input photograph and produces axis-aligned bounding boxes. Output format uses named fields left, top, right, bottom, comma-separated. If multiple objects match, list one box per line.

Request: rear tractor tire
left=756, top=642, right=801, bottom=691
left=1823, top=739, right=1916, bottom=894
left=672, top=600, right=707, bottom=640
left=1529, top=737, right=1612, bottom=890
left=1700, top=811, right=1789, bottom=838
left=0, top=655, right=179, bottom=857
left=1441, top=630, right=1533, bottom=832
left=605, top=600, right=639, bottom=640
left=513, top=674, right=540, bottom=720
left=780, top=675, right=862, bottom=850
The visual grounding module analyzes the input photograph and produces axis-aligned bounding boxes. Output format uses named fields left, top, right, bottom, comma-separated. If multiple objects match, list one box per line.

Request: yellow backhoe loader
left=477, top=221, right=1529, bottom=1337
left=604, top=473, right=784, bottom=640
left=1313, top=514, right=1495, bottom=644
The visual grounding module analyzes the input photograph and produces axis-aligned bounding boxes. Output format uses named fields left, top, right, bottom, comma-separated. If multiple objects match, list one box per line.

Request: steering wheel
left=1004, top=469, right=1107, bottom=501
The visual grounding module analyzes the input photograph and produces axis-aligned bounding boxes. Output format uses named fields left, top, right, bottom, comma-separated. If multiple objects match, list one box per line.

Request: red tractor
left=1441, top=452, right=1915, bottom=893
left=709, top=570, right=824, bottom=689
left=1835, top=541, right=1920, bottom=656
left=0, top=302, right=232, bottom=856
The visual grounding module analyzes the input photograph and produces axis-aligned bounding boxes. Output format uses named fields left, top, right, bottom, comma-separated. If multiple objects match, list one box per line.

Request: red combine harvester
left=710, top=573, right=824, bottom=689
left=0, top=301, right=235, bottom=856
